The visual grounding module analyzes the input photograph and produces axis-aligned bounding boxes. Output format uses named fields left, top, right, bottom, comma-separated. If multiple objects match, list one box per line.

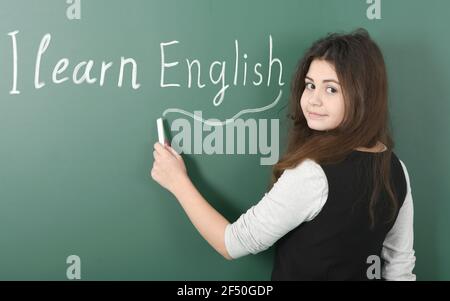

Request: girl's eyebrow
left=305, top=76, right=341, bottom=86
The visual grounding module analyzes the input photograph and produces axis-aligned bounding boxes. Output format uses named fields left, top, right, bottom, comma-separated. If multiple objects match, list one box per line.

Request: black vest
left=271, top=150, right=407, bottom=281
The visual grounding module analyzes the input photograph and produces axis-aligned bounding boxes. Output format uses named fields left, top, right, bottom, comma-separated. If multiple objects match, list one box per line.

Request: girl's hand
left=151, top=142, right=189, bottom=194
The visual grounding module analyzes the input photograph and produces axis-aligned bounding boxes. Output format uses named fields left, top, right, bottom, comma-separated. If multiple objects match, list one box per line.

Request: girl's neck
left=354, top=141, right=387, bottom=153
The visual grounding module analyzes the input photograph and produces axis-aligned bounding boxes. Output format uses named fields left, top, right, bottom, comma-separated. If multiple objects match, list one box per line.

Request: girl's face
left=300, top=59, right=345, bottom=131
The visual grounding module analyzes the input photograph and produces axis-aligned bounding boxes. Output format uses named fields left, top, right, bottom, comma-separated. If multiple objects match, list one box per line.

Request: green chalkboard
left=0, top=0, right=449, bottom=280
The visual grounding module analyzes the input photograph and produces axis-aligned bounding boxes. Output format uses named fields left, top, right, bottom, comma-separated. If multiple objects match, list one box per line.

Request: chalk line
left=162, top=89, right=283, bottom=126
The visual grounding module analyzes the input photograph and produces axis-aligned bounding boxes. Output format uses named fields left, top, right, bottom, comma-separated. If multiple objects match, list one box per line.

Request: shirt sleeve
left=225, top=159, right=329, bottom=259
left=381, top=159, right=416, bottom=280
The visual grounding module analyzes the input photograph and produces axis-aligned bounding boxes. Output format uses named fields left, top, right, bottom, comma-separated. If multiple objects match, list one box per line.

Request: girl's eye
left=326, top=86, right=338, bottom=94
left=305, top=83, right=315, bottom=90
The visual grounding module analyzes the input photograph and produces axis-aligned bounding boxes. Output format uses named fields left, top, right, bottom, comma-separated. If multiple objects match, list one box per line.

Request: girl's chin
left=307, top=122, right=331, bottom=131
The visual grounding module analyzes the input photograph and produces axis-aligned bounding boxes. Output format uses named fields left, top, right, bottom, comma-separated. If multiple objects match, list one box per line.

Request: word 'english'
left=160, top=35, right=285, bottom=107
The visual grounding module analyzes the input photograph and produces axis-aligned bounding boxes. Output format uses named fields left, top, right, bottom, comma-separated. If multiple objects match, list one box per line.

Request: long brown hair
left=272, top=28, right=398, bottom=229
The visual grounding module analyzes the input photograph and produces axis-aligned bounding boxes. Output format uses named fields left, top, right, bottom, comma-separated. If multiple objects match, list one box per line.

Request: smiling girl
left=151, top=28, right=416, bottom=281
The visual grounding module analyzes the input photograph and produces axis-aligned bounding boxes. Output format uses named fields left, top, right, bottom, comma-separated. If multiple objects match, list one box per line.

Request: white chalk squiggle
left=162, top=89, right=283, bottom=126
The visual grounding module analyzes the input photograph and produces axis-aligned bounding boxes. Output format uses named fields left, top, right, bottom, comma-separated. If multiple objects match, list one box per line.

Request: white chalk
left=157, top=118, right=165, bottom=145
left=157, top=118, right=165, bottom=144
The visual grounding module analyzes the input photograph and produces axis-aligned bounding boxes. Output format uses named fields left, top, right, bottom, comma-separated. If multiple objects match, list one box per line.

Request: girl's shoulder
left=288, top=158, right=327, bottom=182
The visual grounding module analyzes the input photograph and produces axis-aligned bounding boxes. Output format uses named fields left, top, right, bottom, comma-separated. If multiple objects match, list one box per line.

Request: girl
left=151, top=28, right=416, bottom=281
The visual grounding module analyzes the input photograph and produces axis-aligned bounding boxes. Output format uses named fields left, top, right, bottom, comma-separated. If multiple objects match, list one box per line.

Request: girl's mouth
left=308, top=112, right=327, bottom=119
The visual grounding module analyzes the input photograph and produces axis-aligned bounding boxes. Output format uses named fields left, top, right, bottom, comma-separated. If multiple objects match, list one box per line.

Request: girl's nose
left=308, top=91, right=323, bottom=106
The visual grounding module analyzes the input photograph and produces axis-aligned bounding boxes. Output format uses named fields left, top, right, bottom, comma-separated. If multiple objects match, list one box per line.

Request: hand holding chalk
left=152, top=120, right=188, bottom=194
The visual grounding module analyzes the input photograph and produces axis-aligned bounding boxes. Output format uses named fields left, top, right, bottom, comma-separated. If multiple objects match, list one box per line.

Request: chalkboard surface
left=0, top=0, right=449, bottom=280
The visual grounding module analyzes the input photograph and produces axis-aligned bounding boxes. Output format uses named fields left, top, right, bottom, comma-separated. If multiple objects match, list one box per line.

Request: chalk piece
left=157, top=118, right=165, bottom=145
